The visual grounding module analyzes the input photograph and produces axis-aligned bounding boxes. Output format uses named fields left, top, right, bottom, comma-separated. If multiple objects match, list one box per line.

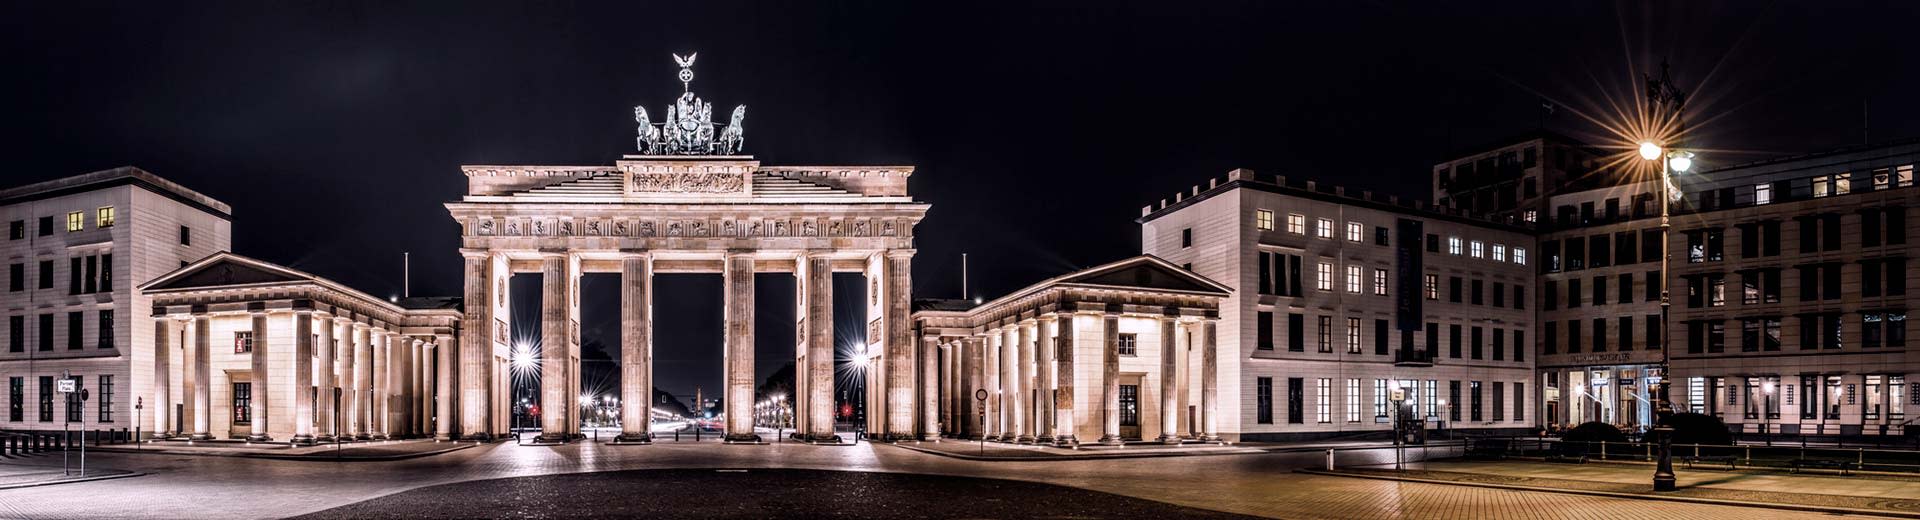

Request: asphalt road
left=290, top=468, right=1261, bottom=519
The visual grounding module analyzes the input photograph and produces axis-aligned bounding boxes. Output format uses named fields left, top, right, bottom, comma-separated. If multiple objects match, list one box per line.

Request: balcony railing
left=1395, top=348, right=1436, bottom=367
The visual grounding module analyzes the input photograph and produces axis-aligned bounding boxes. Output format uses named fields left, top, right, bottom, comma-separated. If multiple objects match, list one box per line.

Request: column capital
left=884, top=249, right=916, bottom=259
left=618, top=248, right=652, bottom=258
left=536, top=248, right=569, bottom=259
left=725, top=248, right=756, bottom=258
left=459, top=248, right=494, bottom=259
left=1036, top=313, right=1058, bottom=324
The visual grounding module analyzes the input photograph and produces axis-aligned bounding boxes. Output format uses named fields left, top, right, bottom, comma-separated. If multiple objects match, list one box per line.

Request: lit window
left=1898, top=165, right=1914, bottom=187
left=1316, top=262, right=1333, bottom=291
left=1255, top=210, right=1274, bottom=231
left=1448, top=236, right=1462, bottom=255
left=1513, top=248, right=1527, bottom=265
left=1316, top=378, right=1332, bottom=423
left=1346, top=317, right=1361, bottom=354
left=1754, top=183, right=1771, bottom=205
left=1523, top=210, right=1538, bottom=223
left=96, top=207, right=116, bottom=228
left=65, top=212, right=83, bottom=232
left=1470, top=240, right=1484, bottom=258
left=1287, top=214, right=1305, bottom=234
left=1812, top=175, right=1831, bottom=197
left=1346, top=222, right=1363, bottom=242
left=1491, top=244, right=1506, bottom=262
left=1373, top=268, right=1388, bottom=296
left=1835, top=175, right=1851, bottom=195
left=1873, top=169, right=1891, bottom=190
left=1346, top=265, right=1361, bottom=293
left=1424, top=274, right=1438, bottom=300
left=1315, top=218, right=1333, bottom=239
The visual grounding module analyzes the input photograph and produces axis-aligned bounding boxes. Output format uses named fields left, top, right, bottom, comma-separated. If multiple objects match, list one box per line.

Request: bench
left=1790, top=459, right=1855, bottom=476
left=1682, top=455, right=1738, bottom=470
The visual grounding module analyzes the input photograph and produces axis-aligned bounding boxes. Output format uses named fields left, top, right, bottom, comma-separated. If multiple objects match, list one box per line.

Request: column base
left=1034, top=434, right=1052, bottom=444
left=1196, top=434, right=1220, bottom=443
left=315, top=435, right=337, bottom=443
left=1097, top=434, right=1125, bottom=445
left=188, top=433, right=213, bottom=441
left=371, top=434, right=390, bottom=441
left=533, top=433, right=572, bottom=444
left=245, top=434, right=273, bottom=442
left=151, top=433, right=174, bottom=441
left=802, top=433, right=843, bottom=444
left=1051, top=435, right=1079, bottom=447
left=612, top=433, right=654, bottom=444
left=923, top=433, right=942, bottom=441
left=291, top=435, right=316, bottom=445
left=723, top=433, right=763, bottom=444
left=434, top=433, right=455, bottom=441
left=1015, top=435, right=1036, bottom=444
left=1155, top=434, right=1184, bottom=444
left=460, top=433, right=494, bottom=442
left=355, top=434, right=373, bottom=441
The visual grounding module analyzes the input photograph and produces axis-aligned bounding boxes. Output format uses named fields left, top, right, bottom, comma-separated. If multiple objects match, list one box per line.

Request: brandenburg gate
left=444, top=54, right=931, bottom=443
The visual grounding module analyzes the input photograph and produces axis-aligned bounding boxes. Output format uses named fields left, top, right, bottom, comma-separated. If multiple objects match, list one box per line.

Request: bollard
left=1325, top=448, right=1335, bottom=471
left=1600, top=441, right=1607, bottom=460
left=1744, top=445, right=1750, bottom=464
left=1858, top=448, right=1864, bottom=466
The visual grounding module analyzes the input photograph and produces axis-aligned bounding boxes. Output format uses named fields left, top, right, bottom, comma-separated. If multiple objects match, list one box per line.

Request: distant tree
left=1562, top=421, right=1627, bottom=444
left=1660, top=412, right=1734, bottom=446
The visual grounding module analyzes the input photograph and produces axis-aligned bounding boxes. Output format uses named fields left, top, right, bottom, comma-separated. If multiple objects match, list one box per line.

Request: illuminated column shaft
left=342, top=322, right=360, bottom=439
left=537, top=253, right=570, bottom=442
left=723, top=251, right=760, bottom=442
left=1099, top=313, right=1121, bottom=444
left=1053, top=313, right=1077, bottom=446
left=315, top=315, right=336, bottom=442
left=962, top=337, right=982, bottom=439
left=354, top=324, right=372, bottom=439
left=920, top=335, right=939, bottom=439
left=803, top=255, right=837, bottom=442
left=1034, top=315, right=1055, bottom=443
left=152, top=318, right=173, bottom=438
left=190, top=315, right=212, bottom=440
left=459, top=253, right=493, bottom=440
left=883, top=252, right=916, bottom=440
left=247, top=312, right=271, bottom=441
left=617, top=252, right=653, bottom=443
left=1157, top=316, right=1179, bottom=443
left=292, top=312, right=314, bottom=444
left=1200, top=319, right=1219, bottom=441
left=984, top=330, right=1001, bottom=439
left=436, top=336, right=454, bottom=440
left=371, top=329, right=388, bottom=438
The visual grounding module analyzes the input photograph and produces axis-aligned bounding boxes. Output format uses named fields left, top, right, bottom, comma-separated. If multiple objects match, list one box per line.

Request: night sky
left=7, top=1, right=1917, bottom=400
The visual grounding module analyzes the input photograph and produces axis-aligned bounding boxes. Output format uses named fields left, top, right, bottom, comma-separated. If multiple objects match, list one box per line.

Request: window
left=1708, top=275, right=1726, bottom=307
left=96, top=207, right=116, bottom=228
left=1372, top=269, right=1387, bottom=296
left=235, top=331, right=256, bottom=353
left=1591, top=276, right=1605, bottom=305
left=1316, top=262, right=1333, bottom=291
left=1315, top=218, right=1333, bottom=239
left=1374, top=226, right=1390, bottom=246
left=64, top=376, right=82, bottom=422
left=1318, top=315, right=1333, bottom=353
left=1119, top=385, right=1139, bottom=426
left=1348, top=379, right=1362, bottom=422
left=1470, top=240, right=1484, bottom=258
left=1424, top=274, right=1438, bottom=300
left=65, top=211, right=83, bottom=232
left=1492, top=244, right=1506, bottom=262
left=1449, top=324, right=1462, bottom=358
left=1181, top=228, right=1192, bottom=248
left=38, top=260, right=51, bottom=289
left=1287, top=378, right=1304, bottom=424
left=179, top=225, right=192, bottom=246
left=67, top=312, right=83, bottom=350
left=1117, top=333, right=1137, bottom=356
left=1493, top=382, right=1505, bottom=421
left=1316, top=378, right=1332, bottom=423
left=1288, top=313, right=1305, bottom=352
left=1544, top=321, right=1558, bottom=355
left=1257, top=377, right=1273, bottom=424
left=1493, top=326, right=1505, bottom=360
left=1470, top=381, right=1484, bottom=422
left=7, top=220, right=21, bottom=240
left=1619, top=317, right=1633, bottom=352
left=1514, top=330, right=1525, bottom=362
left=38, top=376, right=53, bottom=422
left=98, top=375, right=113, bottom=422
left=1754, top=183, right=1772, bottom=205
left=1256, top=311, right=1273, bottom=350
left=1255, top=210, right=1274, bottom=231
left=1515, top=285, right=1525, bottom=310
left=1345, top=265, right=1362, bottom=293
left=1371, top=379, right=1386, bottom=420
left=1425, top=233, right=1439, bottom=253
left=97, top=310, right=113, bottom=349
left=232, top=382, right=252, bottom=425
left=1448, top=236, right=1462, bottom=255
left=1567, top=278, right=1581, bottom=308
left=6, top=263, right=18, bottom=292
left=1647, top=315, right=1662, bottom=351
left=8, top=316, right=21, bottom=353
left=38, top=314, right=51, bottom=351
left=1374, top=319, right=1389, bottom=355
left=1513, top=247, right=1526, bottom=265
left=38, top=216, right=53, bottom=236
left=1568, top=319, right=1582, bottom=353
left=1514, top=382, right=1526, bottom=422
left=1287, top=213, right=1305, bottom=234
left=1346, top=221, right=1363, bottom=242
left=1471, top=279, right=1483, bottom=305
left=1424, top=380, right=1438, bottom=418
left=1471, top=326, right=1483, bottom=359
left=8, top=377, right=20, bottom=422
left=1898, top=164, right=1915, bottom=187
left=1449, top=381, right=1462, bottom=421
left=1346, top=317, right=1362, bottom=354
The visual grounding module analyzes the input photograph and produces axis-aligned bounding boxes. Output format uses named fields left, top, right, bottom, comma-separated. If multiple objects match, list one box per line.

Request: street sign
left=1391, top=388, right=1406, bottom=402
left=57, top=379, right=76, bottom=393
left=974, top=389, right=988, bottom=401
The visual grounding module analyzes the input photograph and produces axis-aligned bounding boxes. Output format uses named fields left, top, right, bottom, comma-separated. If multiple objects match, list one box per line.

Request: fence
left=1459, top=435, right=1920, bottom=474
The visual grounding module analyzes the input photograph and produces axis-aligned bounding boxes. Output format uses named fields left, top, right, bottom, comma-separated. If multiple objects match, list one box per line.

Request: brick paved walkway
left=1323, top=460, right=1920, bottom=516
left=0, top=440, right=1886, bottom=519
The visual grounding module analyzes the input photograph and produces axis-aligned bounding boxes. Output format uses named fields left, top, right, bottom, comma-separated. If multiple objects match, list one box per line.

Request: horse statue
left=717, top=105, right=746, bottom=154
left=634, top=106, right=660, bottom=153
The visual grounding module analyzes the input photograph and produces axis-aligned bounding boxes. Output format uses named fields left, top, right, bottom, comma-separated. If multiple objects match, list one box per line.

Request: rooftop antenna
left=961, top=253, right=969, bottom=301
left=403, top=252, right=411, bottom=299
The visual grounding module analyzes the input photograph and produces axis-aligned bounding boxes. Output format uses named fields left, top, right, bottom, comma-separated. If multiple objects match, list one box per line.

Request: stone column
left=293, top=312, right=315, bottom=444
left=802, top=254, right=837, bottom=442
left=1157, top=315, right=1180, bottom=443
left=617, top=251, right=653, bottom=443
left=190, top=315, right=212, bottom=440
left=315, top=315, right=337, bottom=442
left=537, top=253, right=570, bottom=443
left=247, top=312, right=271, bottom=441
left=940, top=342, right=955, bottom=436
left=1053, top=313, right=1078, bottom=446
left=386, top=334, right=403, bottom=438
left=1015, top=322, right=1035, bottom=443
left=1000, top=325, right=1020, bottom=441
left=723, top=251, right=760, bottom=443
left=1099, top=313, right=1122, bottom=445
left=436, top=336, right=455, bottom=440
left=459, top=252, right=493, bottom=440
left=341, top=321, right=360, bottom=440
left=412, top=338, right=425, bottom=436
left=963, top=337, right=982, bottom=439
left=920, top=335, right=939, bottom=439
left=1035, top=315, right=1055, bottom=444
left=882, top=251, right=916, bottom=441
left=152, top=317, right=174, bottom=439
left=354, top=324, right=372, bottom=439
left=990, top=330, right=1006, bottom=441
left=371, top=328, right=388, bottom=438
left=1200, top=318, right=1219, bottom=441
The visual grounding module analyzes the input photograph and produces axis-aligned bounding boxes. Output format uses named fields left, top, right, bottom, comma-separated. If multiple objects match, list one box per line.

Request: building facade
left=2, top=167, right=231, bottom=434
left=1432, top=131, right=1606, bottom=225
left=1140, top=169, right=1536, bottom=441
left=1535, top=180, right=1668, bottom=432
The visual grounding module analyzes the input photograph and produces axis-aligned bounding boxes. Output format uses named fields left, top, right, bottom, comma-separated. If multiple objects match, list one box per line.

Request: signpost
left=57, top=372, right=88, bottom=476
left=974, top=389, right=988, bottom=456
left=135, top=397, right=143, bottom=450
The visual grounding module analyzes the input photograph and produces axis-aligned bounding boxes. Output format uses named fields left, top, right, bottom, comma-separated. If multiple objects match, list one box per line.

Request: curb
left=887, top=442, right=1266, bottom=462
left=1299, top=468, right=1920, bottom=519
left=0, top=470, right=146, bottom=491
left=90, top=442, right=476, bottom=462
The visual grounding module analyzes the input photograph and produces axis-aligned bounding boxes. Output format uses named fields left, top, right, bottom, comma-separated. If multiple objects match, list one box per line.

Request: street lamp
left=1763, top=381, right=1776, bottom=446
left=1640, top=140, right=1694, bottom=492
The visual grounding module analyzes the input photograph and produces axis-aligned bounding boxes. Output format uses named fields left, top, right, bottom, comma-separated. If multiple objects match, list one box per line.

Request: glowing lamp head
left=1668, top=151, right=1695, bottom=173
left=1638, top=142, right=1663, bottom=161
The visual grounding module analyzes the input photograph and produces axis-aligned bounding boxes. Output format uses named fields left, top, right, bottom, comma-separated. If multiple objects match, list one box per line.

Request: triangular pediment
left=1059, top=255, right=1231, bottom=295
left=141, top=252, right=313, bottom=291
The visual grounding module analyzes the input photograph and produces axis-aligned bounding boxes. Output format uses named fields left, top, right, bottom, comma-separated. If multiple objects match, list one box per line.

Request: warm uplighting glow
left=1638, top=141, right=1662, bottom=161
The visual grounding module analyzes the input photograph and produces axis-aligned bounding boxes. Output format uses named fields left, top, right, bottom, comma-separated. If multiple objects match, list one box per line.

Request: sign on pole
left=58, top=378, right=76, bottom=393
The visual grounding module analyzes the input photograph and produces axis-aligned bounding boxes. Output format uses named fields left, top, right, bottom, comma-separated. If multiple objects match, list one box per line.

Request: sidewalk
left=891, top=437, right=1447, bottom=461
left=88, top=438, right=480, bottom=461
left=0, top=460, right=141, bottom=490
left=1313, top=459, right=1920, bottom=518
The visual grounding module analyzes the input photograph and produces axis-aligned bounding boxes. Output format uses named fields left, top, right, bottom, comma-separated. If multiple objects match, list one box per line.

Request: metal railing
left=1458, top=435, right=1920, bottom=474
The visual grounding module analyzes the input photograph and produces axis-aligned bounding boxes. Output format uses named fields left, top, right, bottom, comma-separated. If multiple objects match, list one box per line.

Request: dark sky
left=7, top=1, right=1917, bottom=398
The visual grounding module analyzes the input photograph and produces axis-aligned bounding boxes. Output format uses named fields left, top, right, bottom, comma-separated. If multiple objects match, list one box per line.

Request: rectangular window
left=1448, top=236, right=1462, bottom=255
left=1492, top=244, right=1506, bottom=262
left=1449, top=276, right=1463, bottom=303
left=1567, top=278, right=1581, bottom=308
left=1493, top=381, right=1505, bottom=421
left=98, top=374, right=113, bottom=422
left=1514, top=330, right=1525, bottom=361
left=67, top=312, right=83, bottom=350
left=1287, top=214, right=1305, bottom=234
left=1449, top=324, right=1462, bottom=358
left=6, top=263, right=18, bottom=292
left=1593, top=276, right=1607, bottom=305
left=1181, top=228, right=1192, bottom=248
left=1255, top=210, right=1274, bottom=231
left=1346, top=221, right=1363, bottom=242
left=1471, top=326, right=1484, bottom=359
left=1493, top=282, right=1505, bottom=308
left=7, top=220, right=21, bottom=240
left=40, top=314, right=57, bottom=350
left=1288, top=313, right=1305, bottom=352
left=1899, top=165, right=1915, bottom=187
left=65, top=211, right=83, bottom=232
left=180, top=225, right=192, bottom=246
left=1257, top=377, right=1273, bottom=424
left=7, top=316, right=21, bottom=353
left=1287, top=378, right=1304, bottom=424
left=38, top=376, right=53, bottom=422
left=64, top=376, right=82, bottom=422
left=1568, top=319, right=1582, bottom=353
left=1471, top=279, right=1484, bottom=305
left=1543, top=321, right=1558, bottom=355
left=1117, top=333, right=1137, bottom=356
left=1256, top=311, right=1273, bottom=350
left=38, top=260, right=51, bottom=289
left=1470, top=381, right=1484, bottom=422
left=1372, top=268, right=1388, bottom=296
left=1316, top=378, right=1332, bottom=423
left=1345, top=265, right=1361, bottom=293
left=1449, top=381, right=1462, bottom=422
left=1119, top=385, right=1139, bottom=426
left=1315, top=218, right=1333, bottom=239
left=100, top=254, right=112, bottom=292
left=1318, top=315, right=1333, bottom=353
left=96, top=207, right=116, bottom=228
left=1316, top=262, right=1333, bottom=291
left=1424, top=274, right=1438, bottom=300
left=1374, top=319, right=1389, bottom=356
left=69, top=257, right=80, bottom=295
left=1513, top=247, right=1527, bottom=265
left=1470, top=240, right=1484, bottom=258
left=1426, top=233, right=1440, bottom=253
left=7, top=377, right=22, bottom=422
left=1424, top=380, right=1438, bottom=418
left=97, top=310, right=113, bottom=349
left=1346, top=317, right=1362, bottom=354
left=38, top=216, right=52, bottom=236
left=1514, top=382, right=1526, bottom=422
left=1348, top=378, right=1362, bottom=422
left=1492, top=327, right=1505, bottom=361
left=1619, top=316, right=1633, bottom=352
left=1375, top=226, right=1390, bottom=246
